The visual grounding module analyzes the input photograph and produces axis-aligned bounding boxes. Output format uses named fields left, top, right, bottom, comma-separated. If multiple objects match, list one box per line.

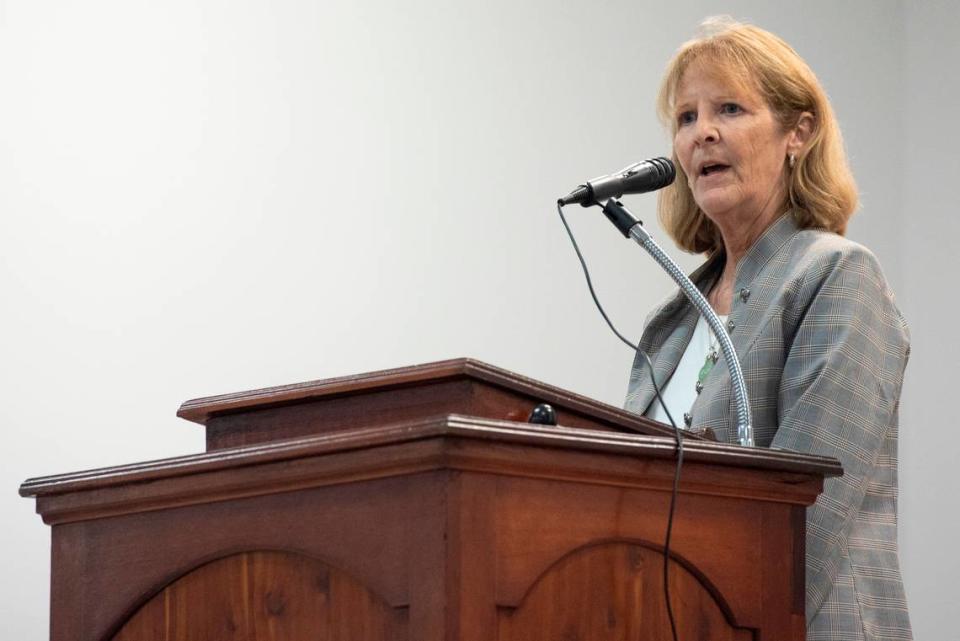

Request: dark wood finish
left=498, top=544, right=751, bottom=641
left=20, top=415, right=839, bottom=526
left=176, top=358, right=684, bottom=449
left=22, top=359, right=841, bottom=641
left=112, top=551, right=408, bottom=641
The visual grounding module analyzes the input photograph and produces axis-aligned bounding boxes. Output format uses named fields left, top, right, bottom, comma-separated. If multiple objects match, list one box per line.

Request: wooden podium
left=21, top=358, right=841, bottom=640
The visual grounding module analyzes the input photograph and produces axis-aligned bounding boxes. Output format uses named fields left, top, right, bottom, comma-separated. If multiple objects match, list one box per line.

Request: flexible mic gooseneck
left=599, top=197, right=755, bottom=448
left=559, top=157, right=675, bottom=206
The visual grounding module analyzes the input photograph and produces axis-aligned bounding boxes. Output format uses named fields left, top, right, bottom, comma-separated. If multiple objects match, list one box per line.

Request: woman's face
left=673, top=61, right=794, bottom=224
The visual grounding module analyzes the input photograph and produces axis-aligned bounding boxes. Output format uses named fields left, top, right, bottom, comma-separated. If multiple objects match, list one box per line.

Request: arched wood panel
left=498, top=543, right=753, bottom=641
left=111, top=550, right=408, bottom=641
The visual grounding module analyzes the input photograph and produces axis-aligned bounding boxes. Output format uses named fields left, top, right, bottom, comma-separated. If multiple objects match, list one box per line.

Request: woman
left=623, top=19, right=912, bottom=641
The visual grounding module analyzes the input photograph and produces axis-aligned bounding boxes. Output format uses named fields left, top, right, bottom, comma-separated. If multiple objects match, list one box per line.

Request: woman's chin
left=694, top=182, right=735, bottom=209
left=695, top=196, right=739, bottom=222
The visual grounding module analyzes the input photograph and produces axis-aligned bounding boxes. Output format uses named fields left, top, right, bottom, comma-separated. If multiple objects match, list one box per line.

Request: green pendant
left=698, top=350, right=718, bottom=384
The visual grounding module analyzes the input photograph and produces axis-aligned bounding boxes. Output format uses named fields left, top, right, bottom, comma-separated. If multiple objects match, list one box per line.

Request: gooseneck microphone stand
left=599, top=198, right=754, bottom=447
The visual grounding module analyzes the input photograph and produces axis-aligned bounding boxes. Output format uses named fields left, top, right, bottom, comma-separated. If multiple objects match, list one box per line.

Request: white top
left=645, top=314, right=727, bottom=426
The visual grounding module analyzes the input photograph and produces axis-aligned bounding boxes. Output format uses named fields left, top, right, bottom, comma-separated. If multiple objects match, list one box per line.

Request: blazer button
left=683, top=412, right=693, bottom=427
left=695, top=380, right=703, bottom=394
left=726, top=318, right=736, bottom=332
left=739, top=288, right=751, bottom=302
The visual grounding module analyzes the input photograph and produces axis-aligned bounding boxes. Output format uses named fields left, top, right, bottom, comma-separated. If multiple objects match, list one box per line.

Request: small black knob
left=528, top=403, right=558, bottom=426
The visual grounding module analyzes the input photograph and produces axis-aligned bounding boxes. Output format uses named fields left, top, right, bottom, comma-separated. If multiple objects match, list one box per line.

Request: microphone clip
left=600, top=199, right=642, bottom=238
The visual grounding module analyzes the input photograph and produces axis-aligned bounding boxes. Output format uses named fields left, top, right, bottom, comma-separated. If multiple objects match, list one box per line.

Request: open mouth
left=700, top=163, right=730, bottom=177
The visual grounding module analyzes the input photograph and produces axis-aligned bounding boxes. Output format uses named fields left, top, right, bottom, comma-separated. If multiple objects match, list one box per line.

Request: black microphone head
left=652, top=157, right=676, bottom=188
left=620, top=157, right=675, bottom=194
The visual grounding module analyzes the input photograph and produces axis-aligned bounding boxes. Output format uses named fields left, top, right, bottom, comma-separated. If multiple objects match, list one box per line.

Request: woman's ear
left=788, top=111, right=815, bottom=157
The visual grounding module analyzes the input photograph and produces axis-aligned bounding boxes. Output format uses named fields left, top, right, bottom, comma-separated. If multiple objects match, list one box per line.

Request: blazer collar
left=734, top=213, right=801, bottom=289
left=654, top=213, right=799, bottom=321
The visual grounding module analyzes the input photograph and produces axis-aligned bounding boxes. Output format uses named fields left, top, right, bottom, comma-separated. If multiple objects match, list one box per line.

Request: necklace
left=695, top=318, right=724, bottom=394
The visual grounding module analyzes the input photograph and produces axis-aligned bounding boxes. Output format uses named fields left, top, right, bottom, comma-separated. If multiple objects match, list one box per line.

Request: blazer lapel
left=628, top=305, right=699, bottom=416
left=692, top=214, right=802, bottom=443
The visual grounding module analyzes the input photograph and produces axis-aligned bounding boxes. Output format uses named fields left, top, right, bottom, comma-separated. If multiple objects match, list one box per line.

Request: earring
left=789, top=153, right=796, bottom=169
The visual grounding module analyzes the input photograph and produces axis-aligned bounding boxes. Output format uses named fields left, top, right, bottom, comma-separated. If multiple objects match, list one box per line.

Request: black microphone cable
left=556, top=201, right=684, bottom=641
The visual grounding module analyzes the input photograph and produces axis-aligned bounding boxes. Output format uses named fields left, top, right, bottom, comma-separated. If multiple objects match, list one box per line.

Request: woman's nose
left=694, top=115, right=719, bottom=144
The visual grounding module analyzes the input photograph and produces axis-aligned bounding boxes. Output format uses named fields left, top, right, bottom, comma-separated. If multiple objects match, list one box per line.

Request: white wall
left=899, top=2, right=960, bottom=639
left=1, top=1, right=949, bottom=638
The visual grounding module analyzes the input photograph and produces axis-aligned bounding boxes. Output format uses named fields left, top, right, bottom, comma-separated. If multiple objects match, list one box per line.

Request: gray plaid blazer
left=625, top=214, right=912, bottom=640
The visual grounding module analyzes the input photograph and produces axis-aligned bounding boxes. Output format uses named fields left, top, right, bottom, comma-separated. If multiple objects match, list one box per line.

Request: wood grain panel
left=111, top=551, right=407, bottom=641
left=498, top=543, right=752, bottom=641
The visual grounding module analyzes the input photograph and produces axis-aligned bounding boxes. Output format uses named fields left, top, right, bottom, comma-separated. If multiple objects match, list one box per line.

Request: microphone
left=559, top=157, right=675, bottom=206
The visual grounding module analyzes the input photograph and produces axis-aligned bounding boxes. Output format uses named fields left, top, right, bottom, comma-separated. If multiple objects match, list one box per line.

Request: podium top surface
left=177, top=358, right=683, bottom=450
left=20, top=413, right=842, bottom=525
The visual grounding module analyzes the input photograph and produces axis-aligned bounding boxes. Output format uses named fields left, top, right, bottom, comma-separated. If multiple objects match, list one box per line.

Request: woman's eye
left=720, top=103, right=742, bottom=115
left=677, top=111, right=696, bottom=126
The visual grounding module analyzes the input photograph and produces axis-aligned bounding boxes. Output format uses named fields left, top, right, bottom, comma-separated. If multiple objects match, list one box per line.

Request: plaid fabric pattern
left=625, top=214, right=912, bottom=640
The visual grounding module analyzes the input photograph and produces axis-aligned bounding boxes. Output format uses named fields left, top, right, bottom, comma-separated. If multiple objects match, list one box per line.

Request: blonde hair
left=657, top=17, right=858, bottom=254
